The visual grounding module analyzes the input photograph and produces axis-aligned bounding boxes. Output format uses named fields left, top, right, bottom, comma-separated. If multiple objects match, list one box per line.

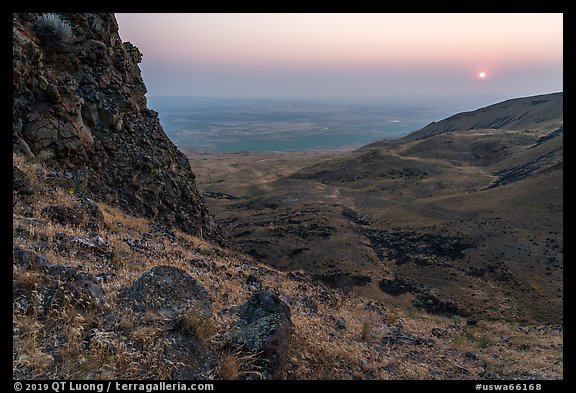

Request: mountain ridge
left=366, top=92, right=563, bottom=148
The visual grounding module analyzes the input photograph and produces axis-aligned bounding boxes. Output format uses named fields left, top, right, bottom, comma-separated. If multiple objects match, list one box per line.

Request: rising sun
left=479, top=72, right=487, bottom=79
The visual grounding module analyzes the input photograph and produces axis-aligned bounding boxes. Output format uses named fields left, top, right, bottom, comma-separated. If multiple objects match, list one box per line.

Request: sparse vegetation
left=36, top=13, right=74, bottom=46
left=386, top=309, right=400, bottom=325
left=362, top=228, right=473, bottom=265
left=360, top=320, right=374, bottom=341
left=15, top=270, right=43, bottom=290
left=13, top=9, right=562, bottom=380
left=217, top=352, right=242, bottom=380
left=187, top=93, right=563, bottom=328
left=477, top=335, right=496, bottom=349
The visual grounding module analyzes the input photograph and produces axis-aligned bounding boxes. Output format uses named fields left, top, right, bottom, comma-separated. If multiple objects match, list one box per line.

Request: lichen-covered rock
left=41, top=267, right=106, bottom=313
left=164, top=332, right=217, bottom=380
left=13, top=165, right=34, bottom=195
left=13, top=246, right=54, bottom=271
left=12, top=13, right=226, bottom=246
left=120, top=265, right=212, bottom=317
left=41, top=205, right=83, bottom=226
left=76, top=192, right=107, bottom=230
left=240, top=291, right=291, bottom=324
left=228, top=291, right=293, bottom=379
left=119, top=265, right=216, bottom=379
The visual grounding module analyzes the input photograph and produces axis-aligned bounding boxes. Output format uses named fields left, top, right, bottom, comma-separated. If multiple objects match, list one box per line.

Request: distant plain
left=148, top=96, right=460, bottom=153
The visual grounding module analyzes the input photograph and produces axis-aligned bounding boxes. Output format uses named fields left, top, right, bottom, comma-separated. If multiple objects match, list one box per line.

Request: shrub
left=361, top=320, right=374, bottom=342
left=477, top=334, right=495, bottom=349
left=36, top=13, right=74, bottom=46
left=217, top=352, right=241, bottom=380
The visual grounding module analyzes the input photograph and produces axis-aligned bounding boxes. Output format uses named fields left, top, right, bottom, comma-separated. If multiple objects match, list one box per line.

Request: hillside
left=189, top=93, right=563, bottom=328
left=12, top=155, right=563, bottom=380
left=367, top=92, right=562, bottom=146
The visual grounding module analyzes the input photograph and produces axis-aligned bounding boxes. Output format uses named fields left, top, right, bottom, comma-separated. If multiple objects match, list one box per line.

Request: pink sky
left=116, top=13, right=563, bottom=100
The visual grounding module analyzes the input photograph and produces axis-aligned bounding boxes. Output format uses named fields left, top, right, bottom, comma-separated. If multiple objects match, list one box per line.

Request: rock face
left=12, top=13, right=226, bottom=245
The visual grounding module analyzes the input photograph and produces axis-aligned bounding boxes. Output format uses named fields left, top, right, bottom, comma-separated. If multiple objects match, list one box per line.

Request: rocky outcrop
left=12, top=13, right=226, bottom=245
left=227, top=291, right=293, bottom=379
left=13, top=245, right=106, bottom=316
left=13, top=165, right=34, bottom=195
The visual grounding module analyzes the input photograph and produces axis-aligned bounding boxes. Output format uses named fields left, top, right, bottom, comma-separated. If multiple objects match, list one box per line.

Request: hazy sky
left=116, top=13, right=562, bottom=103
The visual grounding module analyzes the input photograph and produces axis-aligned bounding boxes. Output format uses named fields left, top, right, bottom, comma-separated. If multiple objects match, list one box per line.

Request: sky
left=115, top=13, right=563, bottom=104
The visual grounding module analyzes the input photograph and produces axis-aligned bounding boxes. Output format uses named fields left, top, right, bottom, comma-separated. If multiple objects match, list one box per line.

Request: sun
left=479, top=72, right=487, bottom=79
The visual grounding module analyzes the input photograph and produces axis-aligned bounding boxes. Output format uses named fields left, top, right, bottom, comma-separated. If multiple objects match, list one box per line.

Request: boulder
left=382, top=327, right=435, bottom=347
left=42, top=267, right=106, bottom=313
left=41, top=205, right=83, bottom=226
left=164, top=332, right=217, bottom=380
left=13, top=246, right=54, bottom=271
left=228, top=291, right=293, bottom=379
left=431, top=327, right=450, bottom=338
left=119, top=265, right=211, bottom=317
left=119, top=265, right=216, bottom=379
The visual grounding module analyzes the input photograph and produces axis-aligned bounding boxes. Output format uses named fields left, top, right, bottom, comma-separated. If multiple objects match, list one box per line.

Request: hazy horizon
left=116, top=13, right=562, bottom=105
left=143, top=92, right=564, bottom=123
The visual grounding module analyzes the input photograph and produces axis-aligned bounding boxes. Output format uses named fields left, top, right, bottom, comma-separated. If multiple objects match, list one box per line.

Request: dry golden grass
left=216, top=352, right=242, bottom=380
left=99, top=203, right=150, bottom=233
left=15, top=270, right=43, bottom=290
left=216, top=350, right=263, bottom=380
left=13, top=154, right=46, bottom=196
left=173, top=310, right=216, bottom=343
left=132, top=326, right=161, bottom=344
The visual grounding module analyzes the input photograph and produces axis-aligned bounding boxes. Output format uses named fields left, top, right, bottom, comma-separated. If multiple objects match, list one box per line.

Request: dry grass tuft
left=360, top=320, right=374, bottom=342
left=216, top=352, right=242, bottom=380
left=15, top=271, right=43, bottom=290
left=98, top=203, right=149, bottom=233
left=386, top=308, right=400, bottom=325
left=216, top=350, right=263, bottom=380
left=173, top=310, right=216, bottom=343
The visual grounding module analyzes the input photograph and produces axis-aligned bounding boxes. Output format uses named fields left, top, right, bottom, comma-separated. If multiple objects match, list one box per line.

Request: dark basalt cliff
left=12, top=13, right=226, bottom=245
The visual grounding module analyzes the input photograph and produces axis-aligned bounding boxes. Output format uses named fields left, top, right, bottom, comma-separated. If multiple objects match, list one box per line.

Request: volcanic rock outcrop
left=13, top=13, right=226, bottom=245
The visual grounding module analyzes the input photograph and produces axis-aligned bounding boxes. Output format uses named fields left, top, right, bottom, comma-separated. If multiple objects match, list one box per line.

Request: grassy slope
left=186, top=96, right=563, bottom=326
left=13, top=154, right=563, bottom=380
left=368, top=92, right=563, bottom=144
